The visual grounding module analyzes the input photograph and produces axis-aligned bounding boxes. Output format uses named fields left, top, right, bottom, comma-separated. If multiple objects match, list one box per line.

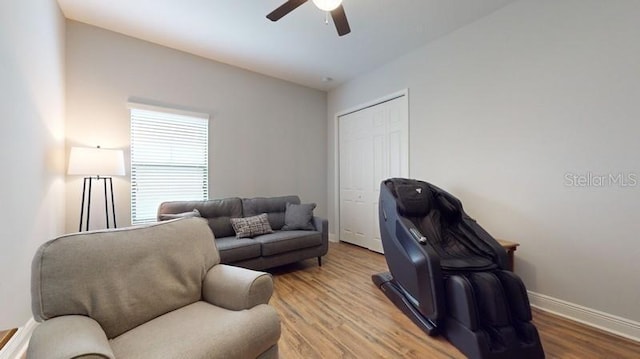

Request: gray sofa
left=28, top=217, right=281, bottom=359
left=158, top=195, right=328, bottom=270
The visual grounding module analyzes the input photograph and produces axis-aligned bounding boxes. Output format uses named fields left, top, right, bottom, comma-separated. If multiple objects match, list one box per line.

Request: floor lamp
left=68, top=146, right=126, bottom=232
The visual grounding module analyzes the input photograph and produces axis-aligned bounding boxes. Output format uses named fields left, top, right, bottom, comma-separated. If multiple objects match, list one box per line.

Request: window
left=129, top=104, right=209, bottom=224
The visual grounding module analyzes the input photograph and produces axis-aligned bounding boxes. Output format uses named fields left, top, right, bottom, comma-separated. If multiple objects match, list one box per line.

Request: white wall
left=65, top=21, right=327, bottom=232
left=328, top=0, right=640, bottom=323
left=0, top=0, right=66, bottom=329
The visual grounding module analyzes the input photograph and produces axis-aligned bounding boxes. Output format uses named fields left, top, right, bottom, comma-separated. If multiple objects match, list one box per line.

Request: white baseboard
left=0, top=318, right=37, bottom=359
left=329, top=233, right=338, bottom=243
left=528, top=291, right=640, bottom=342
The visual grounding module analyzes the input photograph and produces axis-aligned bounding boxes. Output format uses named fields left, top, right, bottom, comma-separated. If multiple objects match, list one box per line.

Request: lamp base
left=79, top=176, right=117, bottom=232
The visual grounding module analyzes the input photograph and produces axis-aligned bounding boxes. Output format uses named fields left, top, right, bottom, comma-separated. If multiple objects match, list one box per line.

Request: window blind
left=130, top=107, right=209, bottom=225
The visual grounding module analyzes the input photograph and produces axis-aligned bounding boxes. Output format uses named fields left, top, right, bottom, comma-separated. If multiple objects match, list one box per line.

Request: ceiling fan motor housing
left=267, top=0, right=351, bottom=37
left=312, top=0, right=342, bottom=12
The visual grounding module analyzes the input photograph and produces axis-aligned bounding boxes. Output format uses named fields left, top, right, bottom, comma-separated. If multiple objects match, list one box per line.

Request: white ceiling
left=57, top=0, right=515, bottom=91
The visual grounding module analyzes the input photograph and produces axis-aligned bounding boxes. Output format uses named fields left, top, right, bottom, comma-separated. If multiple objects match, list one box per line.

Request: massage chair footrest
left=445, top=317, right=544, bottom=359
left=444, top=273, right=545, bottom=359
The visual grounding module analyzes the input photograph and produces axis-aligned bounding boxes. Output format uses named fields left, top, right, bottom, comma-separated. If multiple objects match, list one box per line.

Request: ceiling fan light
left=312, top=0, right=342, bottom=12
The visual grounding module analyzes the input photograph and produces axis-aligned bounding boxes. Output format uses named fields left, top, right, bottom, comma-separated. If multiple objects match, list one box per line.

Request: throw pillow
left=282, top=202, right=316, bottom=231
left=230, top=213, right=274, bottom=239
left=159, top=209, right=201, bottom=221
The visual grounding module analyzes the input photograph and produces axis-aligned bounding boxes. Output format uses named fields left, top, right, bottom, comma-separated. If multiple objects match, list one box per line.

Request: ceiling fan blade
left=331, top=5, right=351, bottom=36
left=267, top=0, right=308, bottom=22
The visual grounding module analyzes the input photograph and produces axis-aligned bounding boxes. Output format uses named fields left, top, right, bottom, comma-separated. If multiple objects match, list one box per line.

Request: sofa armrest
left=313, top=216, right=328, bottom=238
left=313, top=216, right=329, bottom=257
left=27, top=315, right=115, bottom=359
left=203, top=264, right=274, bottom=310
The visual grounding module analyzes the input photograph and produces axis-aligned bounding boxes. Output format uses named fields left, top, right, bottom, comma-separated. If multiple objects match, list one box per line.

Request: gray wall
left=0, top=0, right=66, bottom=328
left=65, top=21, right=327, bottom=232
left=328, top=0, right=640, bottom=323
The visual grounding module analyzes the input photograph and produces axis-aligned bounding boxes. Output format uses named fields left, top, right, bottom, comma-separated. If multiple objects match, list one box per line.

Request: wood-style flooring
left=0, top=328, right=17, bottom=351
left=269, top=242, right=640, bottom=359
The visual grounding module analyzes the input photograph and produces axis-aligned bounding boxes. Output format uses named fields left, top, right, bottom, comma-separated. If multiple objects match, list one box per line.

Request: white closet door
left=339, top=110, right=372, bottom=249
left=339, top=95, right=408, bottom=253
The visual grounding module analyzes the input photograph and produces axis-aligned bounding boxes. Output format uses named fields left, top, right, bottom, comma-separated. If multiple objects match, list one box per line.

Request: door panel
left=388, top=131, right=402, bottom=178
left=339, top=95, right=409, bottom=253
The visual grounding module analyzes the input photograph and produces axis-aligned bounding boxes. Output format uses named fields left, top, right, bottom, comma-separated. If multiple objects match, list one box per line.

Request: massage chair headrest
left=385, top=178, right=465, bottom=220
left=385, top=178, right=433, bottom=217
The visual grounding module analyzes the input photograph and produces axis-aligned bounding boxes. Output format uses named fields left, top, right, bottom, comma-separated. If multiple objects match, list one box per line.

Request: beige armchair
left=28, top=217, right=281, bottom=359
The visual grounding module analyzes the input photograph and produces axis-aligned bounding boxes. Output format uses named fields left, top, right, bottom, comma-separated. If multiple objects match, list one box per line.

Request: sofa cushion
left=158, top=209, right=201, bottom=221
left=254, top=230, right=322, bottom=256
left=31, top=218, right=218, bottom=339
left=230, top=214, right=274, bottom=238
left=158, top=198, right=242, bottom=238
left=242, top=196, right=300, bottom=230
left=282, top=203, right=316, bottom=231
left=110, top=301, right=281, bottom=359
left=216, top=237, right=262, bottom=263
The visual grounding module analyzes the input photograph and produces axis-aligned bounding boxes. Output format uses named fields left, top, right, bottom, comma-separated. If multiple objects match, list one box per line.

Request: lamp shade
left=68, top=147, right=125, bottom=176
left=312, top=0, right=342, bottom=11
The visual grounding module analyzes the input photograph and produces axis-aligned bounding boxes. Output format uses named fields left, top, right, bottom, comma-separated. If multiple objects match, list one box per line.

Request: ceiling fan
left=267, top=0, right=351, bottom=37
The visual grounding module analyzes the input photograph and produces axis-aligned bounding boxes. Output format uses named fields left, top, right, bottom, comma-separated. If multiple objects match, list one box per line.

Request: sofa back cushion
left=31, top=218, right=218, bottom=339
left=242, top=196, right=300, bottom=230
left=158, top=198, right=242, bottom=238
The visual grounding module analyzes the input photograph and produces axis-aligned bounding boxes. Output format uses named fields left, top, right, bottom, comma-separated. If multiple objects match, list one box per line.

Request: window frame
left=128, top=102, right=210, bottom=225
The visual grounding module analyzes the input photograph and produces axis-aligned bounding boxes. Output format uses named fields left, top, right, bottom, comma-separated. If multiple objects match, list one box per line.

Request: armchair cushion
left=31, top=218, right=218, bottom=338
left=203, top=264, right=274, bottom=310
left=110, top=301, right=280, bottom=359
left=27, top=315, right=114, bottom=359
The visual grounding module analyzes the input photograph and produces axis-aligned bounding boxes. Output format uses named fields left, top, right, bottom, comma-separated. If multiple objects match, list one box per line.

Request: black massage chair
left=372, top=178, right=544, bottom=359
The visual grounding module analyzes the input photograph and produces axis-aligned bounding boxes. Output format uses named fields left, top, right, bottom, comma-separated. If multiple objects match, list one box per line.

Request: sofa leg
left=318, top=256, right=322, bottom=267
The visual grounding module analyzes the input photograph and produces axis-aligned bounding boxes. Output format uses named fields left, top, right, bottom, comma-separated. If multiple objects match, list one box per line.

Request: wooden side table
left=497, top=239, right=519, bottom=271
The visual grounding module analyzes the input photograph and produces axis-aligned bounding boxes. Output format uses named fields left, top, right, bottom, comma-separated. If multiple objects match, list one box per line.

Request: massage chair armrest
left=465, top=215, right=510, bottom=269
left=397, top=217, right=442, bottom=270
left=203, top=264, right=274, bottom=311
left=396, top=217, right=446, bottom=319
left=27, top=315, right=115, bottom=359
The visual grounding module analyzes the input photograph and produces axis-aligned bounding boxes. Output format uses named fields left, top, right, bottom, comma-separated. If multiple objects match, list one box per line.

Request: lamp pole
left=69, top=146, right=125, bottom=232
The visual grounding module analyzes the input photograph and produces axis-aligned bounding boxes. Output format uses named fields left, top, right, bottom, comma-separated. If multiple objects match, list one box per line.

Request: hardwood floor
left=269, top=242, right=640, bottom=359
left=0, top=328, right=17, bottom=351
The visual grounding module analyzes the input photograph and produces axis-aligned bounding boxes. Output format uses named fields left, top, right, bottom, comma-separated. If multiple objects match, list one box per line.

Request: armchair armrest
left=27, top=315, right=115, bottom=359
left=202, top=264, right=273, bottom=311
